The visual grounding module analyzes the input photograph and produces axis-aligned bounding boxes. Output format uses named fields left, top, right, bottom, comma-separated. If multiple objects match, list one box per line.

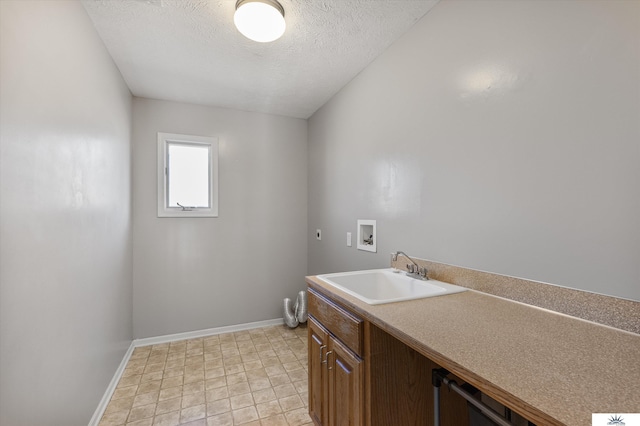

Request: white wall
left=133, top=98, right=307, bottom=338
left=0, top=1, right=133, bottom=425
left=308, top=0, right=640, bottom=301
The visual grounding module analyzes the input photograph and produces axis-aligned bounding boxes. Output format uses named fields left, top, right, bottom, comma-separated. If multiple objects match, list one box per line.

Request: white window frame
left=157, top=132, right=219, bottom=218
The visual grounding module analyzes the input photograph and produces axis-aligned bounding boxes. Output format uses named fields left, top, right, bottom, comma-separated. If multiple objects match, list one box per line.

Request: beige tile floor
left=99, top=324, right=312, bottom=426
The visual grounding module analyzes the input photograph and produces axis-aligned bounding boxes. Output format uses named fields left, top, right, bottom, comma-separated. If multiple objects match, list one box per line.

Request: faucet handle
left=418, top=267, right=429, bottom=279
left=406, top=264, right=416, bottom=273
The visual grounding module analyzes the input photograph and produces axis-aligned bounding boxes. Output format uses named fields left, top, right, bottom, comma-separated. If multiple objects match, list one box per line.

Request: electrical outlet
left=316, top=229, right=322, bottom=240
left=347, top=232, right=352, bottom=247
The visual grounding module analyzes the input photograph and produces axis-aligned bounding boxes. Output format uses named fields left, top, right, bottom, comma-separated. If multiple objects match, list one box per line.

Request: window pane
left=167, top=143, right=210, bottom=208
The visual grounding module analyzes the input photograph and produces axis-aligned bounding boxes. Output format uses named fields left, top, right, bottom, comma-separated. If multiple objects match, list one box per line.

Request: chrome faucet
left=392, top=251, right=429, bottom=280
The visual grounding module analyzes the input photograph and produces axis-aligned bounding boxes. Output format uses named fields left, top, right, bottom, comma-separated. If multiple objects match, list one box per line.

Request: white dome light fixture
left=234, top=0, right=286, bottom=43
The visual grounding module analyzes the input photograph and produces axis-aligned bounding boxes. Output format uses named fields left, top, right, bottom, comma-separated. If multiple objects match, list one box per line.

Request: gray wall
left=132, top=98, right=308, bottom=338
left=308, top=0, right=640, bottom=301
left=0, top=1, right=133, bottom=425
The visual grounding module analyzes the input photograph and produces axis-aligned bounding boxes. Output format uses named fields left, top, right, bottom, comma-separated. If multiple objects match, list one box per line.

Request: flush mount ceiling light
left=234, top=0, right=286, bottom=43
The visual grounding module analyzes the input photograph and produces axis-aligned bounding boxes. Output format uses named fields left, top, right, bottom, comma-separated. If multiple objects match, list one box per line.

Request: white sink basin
left=316, top=268, right=467, bottom=305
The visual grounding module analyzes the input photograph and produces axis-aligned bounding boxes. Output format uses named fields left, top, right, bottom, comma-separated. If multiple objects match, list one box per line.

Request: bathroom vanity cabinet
left=307, top=287, right=467, bottom=426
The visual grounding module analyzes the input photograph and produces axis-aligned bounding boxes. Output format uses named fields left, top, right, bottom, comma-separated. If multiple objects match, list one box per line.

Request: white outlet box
left=347, top=232, right=352, bottom=247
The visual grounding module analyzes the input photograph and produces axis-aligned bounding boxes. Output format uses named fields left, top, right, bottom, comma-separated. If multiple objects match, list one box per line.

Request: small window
left=157, top=132, right=218, bottom=217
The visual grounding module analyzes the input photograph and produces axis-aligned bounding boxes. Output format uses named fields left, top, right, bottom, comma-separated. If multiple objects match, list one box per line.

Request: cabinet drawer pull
left=319, top=344, right=327, bottom=362
left=325, top=350, right=333, bottom=370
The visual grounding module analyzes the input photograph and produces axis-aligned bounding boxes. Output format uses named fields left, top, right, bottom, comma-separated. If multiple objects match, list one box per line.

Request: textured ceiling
left=82, top=0, right=438, bottom=118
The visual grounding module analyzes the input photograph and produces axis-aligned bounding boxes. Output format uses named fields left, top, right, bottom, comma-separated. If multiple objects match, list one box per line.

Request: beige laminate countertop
left=306, top=275, right=640, bottom=426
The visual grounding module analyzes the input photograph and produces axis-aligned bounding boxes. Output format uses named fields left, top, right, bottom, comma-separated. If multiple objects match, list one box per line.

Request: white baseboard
left=88, top=341, right=135, bottom=426
left=87, top=318, right=284, bottom=426
left=133, top=318, right=284, bottom=347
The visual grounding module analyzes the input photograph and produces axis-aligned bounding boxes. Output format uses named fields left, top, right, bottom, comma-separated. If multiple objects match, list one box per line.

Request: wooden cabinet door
left=309, top=317, right=329, bottom=426
left=328, top=336, right=364, bottom=426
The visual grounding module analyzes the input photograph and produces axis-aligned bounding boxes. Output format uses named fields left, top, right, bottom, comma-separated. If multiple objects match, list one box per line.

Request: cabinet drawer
left=308, top=287, right=363, bottom=357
